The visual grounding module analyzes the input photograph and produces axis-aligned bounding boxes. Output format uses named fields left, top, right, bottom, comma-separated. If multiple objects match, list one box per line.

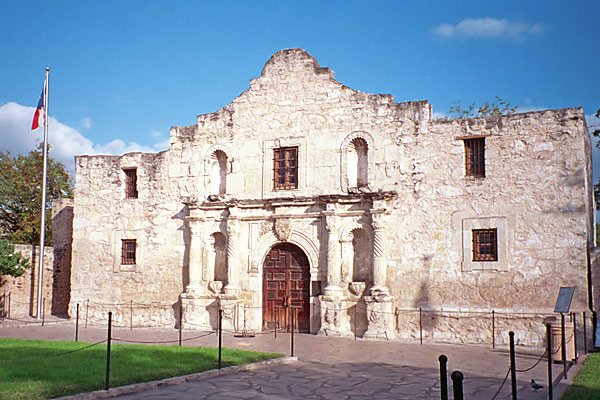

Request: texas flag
left=31, top=86, right=45, bottom=130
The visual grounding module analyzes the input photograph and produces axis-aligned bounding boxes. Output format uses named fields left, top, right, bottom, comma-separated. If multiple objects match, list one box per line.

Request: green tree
left=440, top=96, right=518, bottom=120
left=0, top=239, right=31, bottom=277
left=0, top=143, right=73, bottom=246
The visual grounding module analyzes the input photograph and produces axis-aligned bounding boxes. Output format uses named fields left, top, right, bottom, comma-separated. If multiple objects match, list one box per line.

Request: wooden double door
left=263, top=243, right=310, bottom=333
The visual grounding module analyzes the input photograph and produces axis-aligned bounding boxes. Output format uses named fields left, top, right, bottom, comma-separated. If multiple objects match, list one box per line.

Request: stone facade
left=68, top=49, right=595, bottom=345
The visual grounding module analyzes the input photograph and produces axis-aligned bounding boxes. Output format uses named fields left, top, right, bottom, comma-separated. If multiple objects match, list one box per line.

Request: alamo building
left=65, top=49, right=596, bottom=345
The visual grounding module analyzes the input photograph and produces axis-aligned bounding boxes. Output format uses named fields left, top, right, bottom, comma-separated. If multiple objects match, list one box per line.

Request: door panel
left=263, top=243, right=310, bottom=333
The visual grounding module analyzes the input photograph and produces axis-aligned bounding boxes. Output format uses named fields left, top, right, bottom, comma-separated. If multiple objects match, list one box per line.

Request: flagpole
left=36, top=67, right=49, bottom=319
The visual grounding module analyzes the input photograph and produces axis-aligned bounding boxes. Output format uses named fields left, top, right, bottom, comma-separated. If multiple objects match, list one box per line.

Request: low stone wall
left=0, top=244, right=54, bottom=318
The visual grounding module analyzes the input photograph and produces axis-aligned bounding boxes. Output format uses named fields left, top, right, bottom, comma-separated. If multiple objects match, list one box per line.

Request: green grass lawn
left=0, top=338, right=283, bottom=400
left=561, top=353, right=600, bottom=400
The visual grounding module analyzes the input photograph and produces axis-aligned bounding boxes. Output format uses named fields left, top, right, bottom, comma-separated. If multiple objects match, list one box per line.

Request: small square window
left=273, top=147, right=298, bottom=190
left=124, top=168, right=138, bottom=199
left=464, top=138, right=485, bottom=177
left=472, top=229, right=497, bottom=261
left=121, top=239, right=136, bottom=265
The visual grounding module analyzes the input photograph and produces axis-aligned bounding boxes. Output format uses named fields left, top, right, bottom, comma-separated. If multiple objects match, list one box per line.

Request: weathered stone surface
left=67, top=49, right=594, bottom=345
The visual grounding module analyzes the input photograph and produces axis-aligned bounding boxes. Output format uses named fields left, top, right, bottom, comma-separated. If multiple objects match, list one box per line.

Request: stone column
left=370, top=210, right=389, bottom=297
left=323, top=212, right=343, bottom=296
left=185, top=217, right=207, bottom=296
left=224, top=214, right=241, bottom=296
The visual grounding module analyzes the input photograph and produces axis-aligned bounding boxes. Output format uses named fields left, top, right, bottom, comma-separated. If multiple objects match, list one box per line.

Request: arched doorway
left=263, top=243, right=310, bottom=333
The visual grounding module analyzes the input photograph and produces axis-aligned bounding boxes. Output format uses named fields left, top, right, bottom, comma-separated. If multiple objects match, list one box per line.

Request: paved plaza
left=0, top=316, right=584, bottom=399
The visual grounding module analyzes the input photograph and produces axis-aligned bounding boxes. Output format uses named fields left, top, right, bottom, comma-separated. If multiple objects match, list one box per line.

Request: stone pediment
left=260, top=48, right=335, bottom=80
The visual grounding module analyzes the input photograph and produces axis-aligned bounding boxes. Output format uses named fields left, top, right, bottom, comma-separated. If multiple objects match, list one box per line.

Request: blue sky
left=1, top=1, right=599, bottom=179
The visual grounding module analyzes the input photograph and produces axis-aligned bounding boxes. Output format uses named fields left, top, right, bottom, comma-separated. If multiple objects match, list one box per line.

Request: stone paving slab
left=0, top=319, right=585, bottom=399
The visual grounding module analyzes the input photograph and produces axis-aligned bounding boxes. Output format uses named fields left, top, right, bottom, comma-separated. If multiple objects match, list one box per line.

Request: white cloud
left=151, top=130, right=161, bottom=138
left=433, top=17, right=543, bottom=41
left=80, top=117, right=92, bottom=129
left=0, top=102, right=165, bottom=175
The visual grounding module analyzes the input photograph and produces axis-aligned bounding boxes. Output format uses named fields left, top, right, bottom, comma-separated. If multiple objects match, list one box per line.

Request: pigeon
left=530, top=379, right=543, bottom=391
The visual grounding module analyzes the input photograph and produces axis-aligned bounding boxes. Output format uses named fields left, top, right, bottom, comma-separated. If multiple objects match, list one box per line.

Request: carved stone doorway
left=262, top=243, right=310, bottom=333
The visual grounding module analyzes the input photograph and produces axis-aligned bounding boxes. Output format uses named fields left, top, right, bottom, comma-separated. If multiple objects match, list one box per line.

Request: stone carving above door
left=274, top=218, right=294, bottom=241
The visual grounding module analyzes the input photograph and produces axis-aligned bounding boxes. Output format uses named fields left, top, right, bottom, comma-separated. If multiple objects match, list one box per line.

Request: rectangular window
left=472, top=229, right=497, bottom=261
left=464, top=138, right=485, bottom=177
left=124, top=168, right=138, bottom=199
left=121, top=239, right=136, bottom=265
left=273, top=147, right=298, bottom=190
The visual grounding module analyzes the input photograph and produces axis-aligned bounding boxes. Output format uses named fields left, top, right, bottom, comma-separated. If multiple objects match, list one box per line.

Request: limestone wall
left=69, top=48, right=594, bottom=344
left=1, top=245, right=54, bottom=317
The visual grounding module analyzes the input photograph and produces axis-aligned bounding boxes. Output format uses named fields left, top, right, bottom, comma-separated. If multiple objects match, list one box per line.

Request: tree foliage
left=0, top=143, right=73, bottom=246
left=0, top=239, right=31, bottom=277
left=439, top=96, right=518, bottom=120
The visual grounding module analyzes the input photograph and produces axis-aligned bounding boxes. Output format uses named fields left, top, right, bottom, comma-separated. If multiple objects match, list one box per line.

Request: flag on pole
left=31, top=85, right=45, bottom=130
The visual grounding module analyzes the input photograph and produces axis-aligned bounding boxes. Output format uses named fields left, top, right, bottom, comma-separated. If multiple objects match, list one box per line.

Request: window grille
left=472, top=229, right=497, bottom=261
left=124, top=168, right=138, bottom=199
left=121, top=239, right=136, bottom=265
left=273, top=147, right=298, bottom=190
left=464, top=138, right=485, bottom=177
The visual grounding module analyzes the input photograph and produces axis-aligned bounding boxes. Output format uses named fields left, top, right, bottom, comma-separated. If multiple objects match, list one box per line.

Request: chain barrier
left=489, top=368, right=510, bottom=400
left=515, top=350, right=547, bottom=372
left=0, top=339, right=107, bottom=364
left=113, top=331, right=215, bottom=345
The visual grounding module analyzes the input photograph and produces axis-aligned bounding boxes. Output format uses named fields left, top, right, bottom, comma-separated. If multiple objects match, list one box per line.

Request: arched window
left=348, top=138, right=368, bottom=188
left=212, top=232, right=227, bottom=284
left=351, top=228, right=370, bottom=282
left=210, top=150, right=228, bottom=195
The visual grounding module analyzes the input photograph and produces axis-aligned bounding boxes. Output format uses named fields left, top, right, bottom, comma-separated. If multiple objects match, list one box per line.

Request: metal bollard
left=218, top=309, right=222, bottom=369
left=509, top=331, right=517, bottom=400
left=438, top=355, right=448, bottom=400
left=583, top=311, right=587, bottom=354
left=105, top=311, right=112, bottom=390
left=130, top=300, right=133, bottom=330
left=492, top=310, right=495, bottom=349
left=291, top=308, right=295, bottom=357
left=572, top=313, right=578, bottom=364
left=451, top=371, right=464, bottom=400
left=179, top=304, right=183, bottom=347
left=75, top=303, right=79, bottom=342
left=419, top=307, right=423, bottom=344
left=546, top=324, right=553, bottom=400
left=561, top=313, right=567, bottom=379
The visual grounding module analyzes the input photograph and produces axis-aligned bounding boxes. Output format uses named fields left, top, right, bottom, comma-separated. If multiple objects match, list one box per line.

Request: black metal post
left=572, top=313, right=578, bottom=364
left=179, top=304, right=182, bottom=347
left=130, top=300, right=133, bottom=330
left=451, top=371, right=464, bottom=400
left=583, top=311, right=587, bottom=354
left=218, top=309, right=222, bottom=369
left=75, top=303, right=79, bottom=342
left=561, top=313, right=567, bottom=379
left=7, top=292, right=10, bottom=318
left=85, top=298, right=89, bottom=328
left=354, top=305, right=357, bottom=341
left=509, top=331, right=517, bottom=400
left=274, top=307, right=277, bottom=339
left=492, top=310, right=495, bottom=349
left=291, top=308, right=295, bottom=357
left=439, top=355, right=448, bottom=400
left=593, top=311, right=598, bottom=352
left=105, top=311, right=112, bottom=391
left=42, top=297, right=45, bottom=326
left=546, top=324, right=553, bottom=400
left=419, top=307, right=423, bottom=344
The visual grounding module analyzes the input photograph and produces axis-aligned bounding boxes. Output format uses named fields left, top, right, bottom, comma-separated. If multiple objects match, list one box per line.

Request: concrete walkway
left=0, top=316, right=585, bottom=399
